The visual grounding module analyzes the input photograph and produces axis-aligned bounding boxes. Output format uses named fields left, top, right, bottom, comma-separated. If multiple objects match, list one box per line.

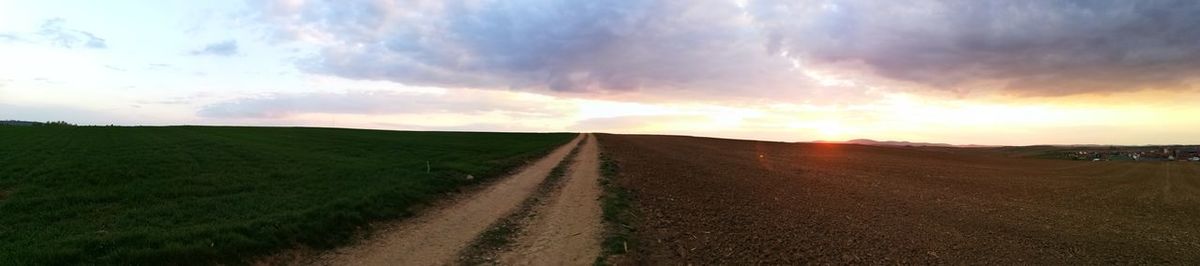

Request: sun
left=789, top=120, right=849, bottom=139
left=814, top=121, right=847, bottom=138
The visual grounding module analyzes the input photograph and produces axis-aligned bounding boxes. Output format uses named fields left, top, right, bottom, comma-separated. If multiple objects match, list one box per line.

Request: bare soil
left=304, top=134, right=584, bottom=266
left=498, top=134, right=603, bottom=265
left=597, top=134, right=1200, bottom=264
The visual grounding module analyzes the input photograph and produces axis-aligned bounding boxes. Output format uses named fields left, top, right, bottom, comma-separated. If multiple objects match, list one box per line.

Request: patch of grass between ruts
left=458, top=136, right=587, bottom=265
left=594, top=139, right=637, bottom=266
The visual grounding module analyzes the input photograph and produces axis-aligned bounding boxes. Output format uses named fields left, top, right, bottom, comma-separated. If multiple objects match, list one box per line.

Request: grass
left=594, top=141, right=636, bottom=266
left=459, top=137, right=585, bottom=265
left=0, top=126, right=574, bottom=265
left=474, top=225, right=518, bottom=252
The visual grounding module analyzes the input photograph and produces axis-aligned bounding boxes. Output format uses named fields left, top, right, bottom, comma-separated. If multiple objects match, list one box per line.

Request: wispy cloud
left=0, top=18, right=107, bottom=49
left=0, top=34, right=19, bottom=42
left=568, top=114, right=709, bottom=132
left=190, top=40, right=239, bottom=56
left=39, top=18, right=107, bottom=49
left=197, top=89, right=574, bottom=119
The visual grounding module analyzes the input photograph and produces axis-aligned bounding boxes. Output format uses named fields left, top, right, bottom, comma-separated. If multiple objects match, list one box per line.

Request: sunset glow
left=2, top=0, right=1198, bottom=145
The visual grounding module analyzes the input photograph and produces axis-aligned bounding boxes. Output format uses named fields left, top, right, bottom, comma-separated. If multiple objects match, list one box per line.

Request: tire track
left=304, top=134, right=584, bottom=266
left=496, top=133, right=603, bottom=265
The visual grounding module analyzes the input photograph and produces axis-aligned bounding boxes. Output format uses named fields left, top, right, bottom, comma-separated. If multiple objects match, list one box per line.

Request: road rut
left=498, top=133, right=603, bottom=265
left=307, top=134, right=584, bottom=266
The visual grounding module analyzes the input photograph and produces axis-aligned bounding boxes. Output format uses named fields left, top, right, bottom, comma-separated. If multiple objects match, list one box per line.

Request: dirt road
left=307, top=134, right=583, bottom=266
left=498, top=134, right=603, bottom=265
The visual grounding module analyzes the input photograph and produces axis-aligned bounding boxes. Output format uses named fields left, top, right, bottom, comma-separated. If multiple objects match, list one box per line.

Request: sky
left=1, top=0, right=1198, bottom=145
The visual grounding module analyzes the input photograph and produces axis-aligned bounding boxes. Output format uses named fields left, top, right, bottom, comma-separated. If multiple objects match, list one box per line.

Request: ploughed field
left=597, top=134, right=1200, bottom=264
left=0, top=126, right=573, bottom=264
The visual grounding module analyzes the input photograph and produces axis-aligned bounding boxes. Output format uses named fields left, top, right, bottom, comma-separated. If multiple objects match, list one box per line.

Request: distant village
left=0, top=120, right=77, bottom=127
left=6, top=119, right=1200, bottom=163
left=1068, top=146, right=1200, bottom=162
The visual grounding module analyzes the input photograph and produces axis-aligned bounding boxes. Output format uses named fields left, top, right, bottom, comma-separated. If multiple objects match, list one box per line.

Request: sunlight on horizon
left=2, top=0, right=1199, bottom=145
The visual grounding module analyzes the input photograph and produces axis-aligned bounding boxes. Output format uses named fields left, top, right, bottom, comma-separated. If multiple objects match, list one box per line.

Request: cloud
left=253, top=0, right=813, bottom=99
left=145, top=63, right=175, bottom=71
left=567, top=114, right=708, bottom=132
left=197, top=89, right=574, bottom=119
left=746, top=0, right=1200, bottom=96
left=374, top=121, right=550, bottom=132
left=39, top=18, right=107, bottom=49
left=0, top=18, right=107, bottom=49
left=252, top=0, right=1200, bottom=98
left=191, top=40, right=239, bottom=56
left=0, top=103, right=122, bottom=124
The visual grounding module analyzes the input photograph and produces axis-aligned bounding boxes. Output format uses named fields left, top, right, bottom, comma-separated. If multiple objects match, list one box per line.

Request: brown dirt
left=304, top=134, right=584, bottom=266
left=597, top=134, right=1200, bottom=264
left=498, top=133, right=603, bottom=265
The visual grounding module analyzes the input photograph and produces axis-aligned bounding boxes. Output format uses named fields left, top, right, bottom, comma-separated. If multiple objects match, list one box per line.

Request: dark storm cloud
left=190, top=40, right=239, bottom=56
left=255, top=0, right=1200, bottom=97
left=748, top=0, right=1200, bottom=95
left=257, top=0, right=808, bottom=97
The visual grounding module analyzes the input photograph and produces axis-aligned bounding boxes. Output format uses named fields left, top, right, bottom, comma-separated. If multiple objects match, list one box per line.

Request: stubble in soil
left=597, top=134, right=1200, bottom=264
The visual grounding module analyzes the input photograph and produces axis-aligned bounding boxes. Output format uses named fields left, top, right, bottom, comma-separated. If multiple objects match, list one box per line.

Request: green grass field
left=0, top=126, right=574, bottom=264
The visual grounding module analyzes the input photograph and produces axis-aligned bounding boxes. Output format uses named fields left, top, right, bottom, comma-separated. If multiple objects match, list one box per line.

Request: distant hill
left=813, top=139, right=996, bottom=148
